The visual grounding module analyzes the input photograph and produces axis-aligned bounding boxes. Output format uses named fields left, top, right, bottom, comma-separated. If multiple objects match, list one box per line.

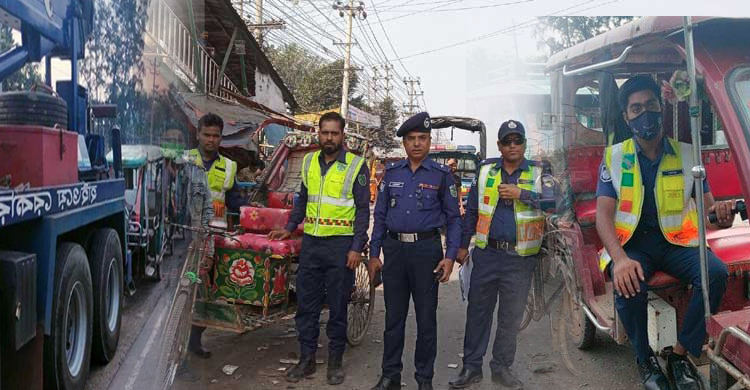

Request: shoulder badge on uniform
left=450, top=184, right=458, bottom=198
left=600, top=164, right=612, bottom=183
left=358, top=174, right=367, bottom=186
left=379, top=181, right=386, bottom=192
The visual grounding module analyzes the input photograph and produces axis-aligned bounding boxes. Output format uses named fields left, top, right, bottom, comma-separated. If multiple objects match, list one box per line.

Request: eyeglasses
left=500, top=137, right=525, bottom=146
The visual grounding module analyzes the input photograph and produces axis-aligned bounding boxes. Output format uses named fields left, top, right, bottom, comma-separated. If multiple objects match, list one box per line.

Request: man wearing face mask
left=596, top=75, right=733, bottom=390
left=269, top=111, right=370, bottom=386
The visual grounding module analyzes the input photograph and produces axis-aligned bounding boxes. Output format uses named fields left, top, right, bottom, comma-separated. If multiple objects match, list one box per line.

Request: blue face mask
left=628, top=110, right=663, bottom=140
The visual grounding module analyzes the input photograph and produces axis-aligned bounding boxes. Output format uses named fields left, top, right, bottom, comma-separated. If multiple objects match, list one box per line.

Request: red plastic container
left=0, top=125, right=78, bottom=187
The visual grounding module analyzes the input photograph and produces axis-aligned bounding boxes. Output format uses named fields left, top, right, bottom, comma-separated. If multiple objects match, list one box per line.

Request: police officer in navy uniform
left=368, top=112, right=462, bottom=390
left=450, top=120, right=552, bottom=390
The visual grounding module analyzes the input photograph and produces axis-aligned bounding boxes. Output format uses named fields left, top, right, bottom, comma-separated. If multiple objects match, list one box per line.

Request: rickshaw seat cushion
left=215, top=232, right=301, bottom=256
left=706, top=306, right=750, bottom=376
left=567, top=146, right=605, bottom=194
left=647, top=271, right=680, bottom=288
left=267, top=192, right=295, bottom=209
left=574, top=198, right=597, bottom=227
left=706, top=226, right=750, bottom=269
left=240, top=206, right=302, bottom=234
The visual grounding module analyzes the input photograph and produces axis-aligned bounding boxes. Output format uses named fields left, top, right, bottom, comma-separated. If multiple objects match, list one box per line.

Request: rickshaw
left=155, top=129, right=377, bottom=389
left=107, top=145, right=170, bottom=282
left=540, top=17, right=750, bottom=389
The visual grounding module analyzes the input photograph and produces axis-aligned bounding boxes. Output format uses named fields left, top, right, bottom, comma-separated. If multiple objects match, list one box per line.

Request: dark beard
left=323, top=144, right=340, bottom=155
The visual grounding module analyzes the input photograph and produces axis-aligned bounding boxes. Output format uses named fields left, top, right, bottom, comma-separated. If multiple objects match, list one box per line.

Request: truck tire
left=87, top=229, right=123, bottom=363
left=44, top=242, right=93, bottom=390
left=0, top=91, right=68, bottom=128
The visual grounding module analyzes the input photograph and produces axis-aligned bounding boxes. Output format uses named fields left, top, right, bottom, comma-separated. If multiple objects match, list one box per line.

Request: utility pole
left=234, top=0, right=284, bottom=48
left=369, top=66, right=380, bottom=108
left=333, top=1, right=366, bottom=122
left=382, top=63, right=393, bottom=100
left=402, top=77, right=423, bottom=117
left=255, top=0, right=263, bottom=44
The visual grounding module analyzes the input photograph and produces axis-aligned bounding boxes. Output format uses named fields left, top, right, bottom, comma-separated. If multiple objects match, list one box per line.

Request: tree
left=534, top=17, right=635, bottom=56
left=370, top=97, right=400, bottom=152
left=266, top=44, right=363, bottom=113
left=0, top=26, right=42, bottom=91
left=81, top=0, right=152, bottom=144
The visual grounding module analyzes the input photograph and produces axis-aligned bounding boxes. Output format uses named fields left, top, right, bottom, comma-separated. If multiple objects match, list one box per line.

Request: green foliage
left=266, top=43, right=362, bottom=113
left=534, top=17, right=635, bottom=56
left=372, top=97, right=400, bottom=152
left=82, top=0, right=174, bottom=144
left=0, top=26, right=42, bottom=91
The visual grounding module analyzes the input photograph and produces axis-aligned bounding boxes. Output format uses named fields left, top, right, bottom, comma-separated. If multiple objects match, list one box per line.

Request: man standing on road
left=450, top=120, right=549, bottom=390
left=368, top=112, right=462, bottom=390
left=268, top=111, right=370, bottom=386
left=447, top=158, right=465, bottom=215
left=186, top=113, right=242, bottom=359
left=596, top=75, right=732, bottom=390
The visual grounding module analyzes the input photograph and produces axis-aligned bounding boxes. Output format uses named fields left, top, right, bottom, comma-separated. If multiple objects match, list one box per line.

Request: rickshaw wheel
left=346, top=260, right=376, bottom=346
left=563, top=287, right=596, bottom=350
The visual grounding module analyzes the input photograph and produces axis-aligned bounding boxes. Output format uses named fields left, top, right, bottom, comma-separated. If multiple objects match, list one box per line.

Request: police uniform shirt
left=285, top=148, right=371, bottom=252
left=597, top=136, right=710, bottom=235
left=370, top=158, right=462, bottom=260
left=461, top=158, right=543, bottom=248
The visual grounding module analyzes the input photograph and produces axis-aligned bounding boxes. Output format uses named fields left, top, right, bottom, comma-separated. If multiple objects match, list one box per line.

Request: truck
left=0, top=1, right=127, bottom=389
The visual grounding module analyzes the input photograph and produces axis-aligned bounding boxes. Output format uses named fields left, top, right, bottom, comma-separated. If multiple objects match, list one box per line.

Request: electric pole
left=382, top=63, right=393, bottom=100
left=333, top=1, right=366, bottom=122
left=369, top=66, right=380, bottom=108
left=234, top=0, right=284, bottom=47
left=403, top=77, right=423, bottom=117
left=255, top=0, right=263, bottom=44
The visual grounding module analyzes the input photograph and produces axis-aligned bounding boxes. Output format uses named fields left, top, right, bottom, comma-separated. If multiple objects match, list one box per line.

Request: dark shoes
left=667, top=353, right=705, bottom=390
left=327, top=354, right=345, bottom=385
left=449, top=368, right=483, bottom=389
left=285, top=354, right=317, bottom=383
left=187, top=344, right=211, bottom=359
left=492, top=366, right=523, bottom=389
left=370, top=376, right=401, bottom=390
left=418, top=381, right=433, bottom=390
left=639, top=354, right=671, bottom=390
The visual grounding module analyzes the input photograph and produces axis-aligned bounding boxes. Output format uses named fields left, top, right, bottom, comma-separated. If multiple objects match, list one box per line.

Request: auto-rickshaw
left=542, top=17, right=750, bottom=389
left=107, top=145, right=169, bottom=282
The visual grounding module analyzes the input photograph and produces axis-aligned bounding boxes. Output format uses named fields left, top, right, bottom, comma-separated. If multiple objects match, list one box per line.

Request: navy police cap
left=396, top=112, right=431, bottom=137
left=497, top=119, right=525, bottom=140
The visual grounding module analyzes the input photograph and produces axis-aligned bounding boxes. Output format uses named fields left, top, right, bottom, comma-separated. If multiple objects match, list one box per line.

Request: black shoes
left=371, top=376, right=402, bottom=390
left=285, top=354, right=317, bottom=383
left=667, top=353, right=705, bottom=390
left=418, top=381, right=433, bottom=390
left=327, top=354, right=345, bottom=385
left=491, top=366, right=523, bottom=389
left=639, top=354, right=671, bottom=390
left=449, top=368, right=483, bottom=389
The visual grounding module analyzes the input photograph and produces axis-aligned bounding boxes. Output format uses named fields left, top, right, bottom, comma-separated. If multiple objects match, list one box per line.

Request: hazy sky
left=368, top=0, right=750, bottom=152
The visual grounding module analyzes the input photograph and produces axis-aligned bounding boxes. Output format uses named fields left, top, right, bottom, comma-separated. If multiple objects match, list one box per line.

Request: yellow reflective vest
left=475, top=160, right=545, bottom=256
left=187, top=149, right=237, bottom=217
left=301, top=150, right=365, bottom=237
left=599, top=138, right=700, bottom=271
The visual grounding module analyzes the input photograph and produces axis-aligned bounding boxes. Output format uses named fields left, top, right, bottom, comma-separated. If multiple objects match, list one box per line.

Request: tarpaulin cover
left=215, top=232, right=301, bottom=257
left=106, top=145, right=163, bottom=168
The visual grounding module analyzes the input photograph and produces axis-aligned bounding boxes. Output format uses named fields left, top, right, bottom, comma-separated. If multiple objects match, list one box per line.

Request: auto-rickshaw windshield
left=730, top=67, right=750, bottom=138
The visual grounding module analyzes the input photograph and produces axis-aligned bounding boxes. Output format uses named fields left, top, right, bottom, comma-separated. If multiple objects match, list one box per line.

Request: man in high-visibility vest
left=187, top=113, right=241, bottom=359
left=596, top=76, right=733, bottom=390
left=450, top=120, right=551, bottom=390
left=269, top=111, right=370, bottom=386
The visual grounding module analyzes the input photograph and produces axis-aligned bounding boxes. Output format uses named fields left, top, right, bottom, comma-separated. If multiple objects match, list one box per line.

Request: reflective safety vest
left=599, top=138, right=700, bottom=271
left=187, top=149, right=237, bottom=217
left=301, top=150, right=365, bottom=237
left=475, top=161, right=544, bottom=256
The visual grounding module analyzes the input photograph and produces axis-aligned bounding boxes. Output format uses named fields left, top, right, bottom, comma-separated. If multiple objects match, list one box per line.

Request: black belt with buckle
left=388, top=229, right=439, bottom=243
left=487, top=238, right=514, bottom=251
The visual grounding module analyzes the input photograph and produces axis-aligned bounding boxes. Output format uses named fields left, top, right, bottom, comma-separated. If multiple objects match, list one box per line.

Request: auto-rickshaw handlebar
left=707, top=200, right=747, bottom=224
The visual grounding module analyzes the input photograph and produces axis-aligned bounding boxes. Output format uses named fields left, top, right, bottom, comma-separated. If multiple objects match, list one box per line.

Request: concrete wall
left=254, top=70, right=286, bottom=113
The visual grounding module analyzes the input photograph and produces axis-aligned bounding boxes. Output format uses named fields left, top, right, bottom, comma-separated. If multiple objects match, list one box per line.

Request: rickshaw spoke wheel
left=346, top=261, right=375, bottom=346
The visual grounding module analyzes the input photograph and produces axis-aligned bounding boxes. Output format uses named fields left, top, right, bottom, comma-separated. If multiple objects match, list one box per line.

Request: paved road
left=172, top=269, right=643, bottom=390
left=87, top=235, right=191, bottom=390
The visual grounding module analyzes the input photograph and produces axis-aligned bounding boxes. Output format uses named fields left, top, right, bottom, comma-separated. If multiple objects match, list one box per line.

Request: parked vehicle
left=0, top=1, right=127, bottom=389
left=543, top=16, right=750, bottom=389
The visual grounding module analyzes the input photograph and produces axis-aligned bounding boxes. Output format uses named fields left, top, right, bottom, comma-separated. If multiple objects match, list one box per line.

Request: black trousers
left=381, top=235, right=443, bottom=384
left=295, top=235, right=355, bottom=357
left=461, top=247, right=536, bottom=373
